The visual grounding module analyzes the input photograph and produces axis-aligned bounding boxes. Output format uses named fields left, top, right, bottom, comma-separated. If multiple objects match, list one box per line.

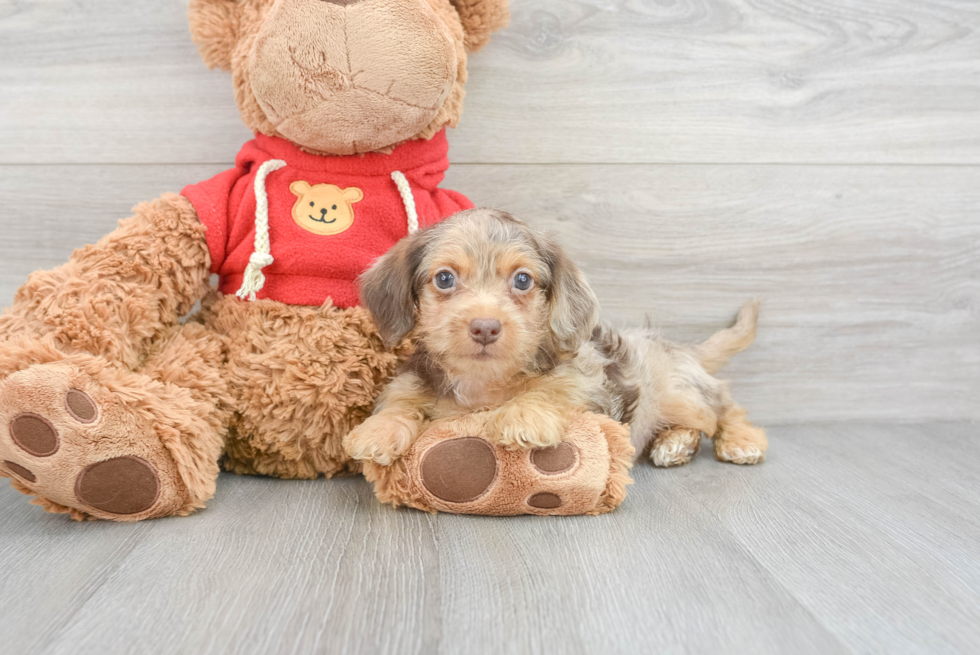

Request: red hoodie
left=181, top=130, right=472, bottom=307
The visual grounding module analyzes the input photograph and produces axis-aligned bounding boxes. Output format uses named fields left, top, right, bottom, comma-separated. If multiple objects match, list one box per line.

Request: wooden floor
left=1, top=423, right=978, bottom=654
left=1, top=1, right=979, bottom=654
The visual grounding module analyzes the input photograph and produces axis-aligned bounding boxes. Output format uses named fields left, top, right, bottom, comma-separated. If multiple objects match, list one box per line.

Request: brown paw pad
left=3, top=461, right=36, bottom=483
left=75, top=456, right=160, bottom=515
left=65, top=389, right=98, bottom=424
left=527, top=492, right=562, bottom=509
left=420, top=437, right=497, bottom=503
left=9, top=414, right=60, bottom=457
left=530, top=442, right=578, bottom=475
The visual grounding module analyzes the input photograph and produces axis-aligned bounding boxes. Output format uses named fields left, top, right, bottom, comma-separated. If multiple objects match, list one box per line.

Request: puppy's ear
left=359, top=232, right=429, bottom=348
left=450, top=0, right=510, bottom=52
left=188, top=0, right=242, bottom=71
left=542, top=236, right=600, bottom=354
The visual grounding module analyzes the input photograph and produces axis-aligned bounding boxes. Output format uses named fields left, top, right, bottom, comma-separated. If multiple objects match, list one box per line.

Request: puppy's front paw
left=343, top=415, right=418, bottom=466
left=490, top=404, right=567, bottom=450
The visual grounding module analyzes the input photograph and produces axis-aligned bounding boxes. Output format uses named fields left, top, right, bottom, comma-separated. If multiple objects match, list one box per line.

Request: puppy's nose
left=320, top=207, right=328, bottom=215
left=469, top=318, right=502, bottom=345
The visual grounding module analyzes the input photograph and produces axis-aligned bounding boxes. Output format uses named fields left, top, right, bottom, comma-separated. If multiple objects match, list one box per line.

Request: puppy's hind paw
left=650, top=428, right=701, bottom=468
left=714, top=422, right=767, bottom=465
left=715, top=442, right=766, bottom=465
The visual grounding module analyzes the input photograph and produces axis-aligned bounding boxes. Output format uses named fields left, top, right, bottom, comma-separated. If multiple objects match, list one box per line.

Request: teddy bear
left=0, top=0, right=513, bottom=521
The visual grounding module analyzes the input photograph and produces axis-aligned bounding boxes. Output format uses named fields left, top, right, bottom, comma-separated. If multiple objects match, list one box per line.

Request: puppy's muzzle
left=469, top=318, right=501, bottom=345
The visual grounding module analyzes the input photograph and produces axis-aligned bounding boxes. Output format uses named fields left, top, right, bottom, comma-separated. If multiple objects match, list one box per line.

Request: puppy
left=344, top=208, right=767, bottom=468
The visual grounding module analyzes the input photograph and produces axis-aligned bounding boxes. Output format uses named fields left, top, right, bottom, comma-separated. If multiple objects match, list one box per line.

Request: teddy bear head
left=188, top=0, right=509, bottom=156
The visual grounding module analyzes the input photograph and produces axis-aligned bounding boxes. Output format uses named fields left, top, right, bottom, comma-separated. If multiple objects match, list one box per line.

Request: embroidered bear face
left=289, top=181, right=364, bottom=236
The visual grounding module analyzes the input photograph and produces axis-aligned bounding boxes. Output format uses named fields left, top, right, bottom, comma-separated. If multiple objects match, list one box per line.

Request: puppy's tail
left=692, top=300, right=760, bottom=375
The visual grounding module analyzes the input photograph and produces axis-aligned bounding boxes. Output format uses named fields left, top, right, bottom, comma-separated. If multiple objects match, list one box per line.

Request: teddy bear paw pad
left=75, top=456, right=160, bottom=515
left=10, top=413, right=60, bottom=457
left=65, top=389, right=98, bottom=423
left=2, top=460, right=36, bottom=483
left=420, top=436, right=498, bottom=503
left=527, top=492, right=562, bottom=509
left=530, top=442, right=579, bottom=475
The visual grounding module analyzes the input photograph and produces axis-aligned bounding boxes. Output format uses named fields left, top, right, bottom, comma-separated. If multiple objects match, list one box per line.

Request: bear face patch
left=289, top=181, right=363, bottom=236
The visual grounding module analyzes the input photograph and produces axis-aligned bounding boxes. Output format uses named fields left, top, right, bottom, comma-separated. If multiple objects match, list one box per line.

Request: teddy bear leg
left=363, top=412, right=634, bottom=516
left=205, top=295, right=409, bottom=481
left=0, top=324, right=230, bottom=521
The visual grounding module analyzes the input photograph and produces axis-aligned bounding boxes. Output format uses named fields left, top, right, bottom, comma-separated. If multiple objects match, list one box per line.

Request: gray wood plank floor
left=2, top=424, right=979, bottom=655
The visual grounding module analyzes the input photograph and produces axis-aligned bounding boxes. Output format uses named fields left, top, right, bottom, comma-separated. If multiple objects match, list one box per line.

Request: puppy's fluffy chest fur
left=441, top=375, right=513, bottom=412
left=419, top=356, right=581, bottom=417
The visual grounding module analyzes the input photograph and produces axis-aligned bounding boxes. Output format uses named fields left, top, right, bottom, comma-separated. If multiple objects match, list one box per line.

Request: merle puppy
left=344, top=208, right=767, bottom=468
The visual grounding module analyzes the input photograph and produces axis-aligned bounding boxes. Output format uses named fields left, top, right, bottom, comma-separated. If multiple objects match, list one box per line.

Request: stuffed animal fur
left=0, top=0, right=511, bottom=521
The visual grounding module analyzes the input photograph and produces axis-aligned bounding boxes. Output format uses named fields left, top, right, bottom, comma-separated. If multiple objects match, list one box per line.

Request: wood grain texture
left=449, top=163, right=980, bottom=423
left=681, top=423, right=980, bottom=654
left=30, top=479, right=442, bottom=655
left=0, top=0, right=978, bottom=164
left=2, top=423, right=979, bottom=654
left=1, top=163, right=976, bottom=423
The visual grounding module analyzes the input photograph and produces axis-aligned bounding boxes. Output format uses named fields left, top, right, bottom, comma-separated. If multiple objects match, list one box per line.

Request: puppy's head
left=360, top=208, right=600, bottom=381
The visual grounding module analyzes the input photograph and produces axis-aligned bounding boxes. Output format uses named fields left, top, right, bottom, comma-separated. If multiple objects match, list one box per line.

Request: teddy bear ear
left=188, top=0, right=243, bottom=71
left=450, top=0, right=511, bottom=53
left=343, top=187, right=365, bottom=203
left=289, top=180, right=311, bottom=196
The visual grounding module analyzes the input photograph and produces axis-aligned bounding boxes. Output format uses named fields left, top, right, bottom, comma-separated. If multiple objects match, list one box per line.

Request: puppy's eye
left=513, top=270, right=534, bottom=292
left=332, top=205, right=337, bottom=210
left=434, top=269, right=456, bottom=292
left=310, top=201, right=315, bottom=207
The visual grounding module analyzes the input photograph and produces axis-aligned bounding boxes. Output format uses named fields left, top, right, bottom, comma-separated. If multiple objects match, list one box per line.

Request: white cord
left=391, top=170, right=419, bottom=234
left=237, top=159, right=287, bottom=301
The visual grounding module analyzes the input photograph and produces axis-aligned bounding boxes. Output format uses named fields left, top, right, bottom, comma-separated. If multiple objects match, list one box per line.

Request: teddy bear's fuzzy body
left=0, top=189, right=411, bottom=519
left=0, top=0, right=511, bottom=520
left=207, top=294, right=410, bottom=481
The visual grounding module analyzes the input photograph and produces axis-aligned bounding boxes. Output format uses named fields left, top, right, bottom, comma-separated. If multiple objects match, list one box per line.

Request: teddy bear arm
left=1, top=193, right=212, bottom=370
